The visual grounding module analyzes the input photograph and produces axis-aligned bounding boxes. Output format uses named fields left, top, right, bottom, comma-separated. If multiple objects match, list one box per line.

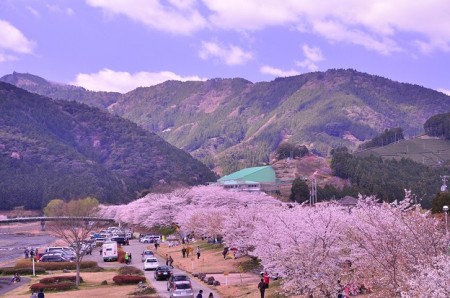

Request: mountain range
left=0, top=82, right=216, bottom=210
left=2, top=69, right=450, bottom=175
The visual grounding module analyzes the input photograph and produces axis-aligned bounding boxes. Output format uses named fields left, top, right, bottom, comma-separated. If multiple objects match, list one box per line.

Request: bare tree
left=44, top=197, right=105, bottom=286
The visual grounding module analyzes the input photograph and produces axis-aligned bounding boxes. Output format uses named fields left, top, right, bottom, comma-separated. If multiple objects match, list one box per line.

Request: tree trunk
left=76, top=260, right=81, bottom=286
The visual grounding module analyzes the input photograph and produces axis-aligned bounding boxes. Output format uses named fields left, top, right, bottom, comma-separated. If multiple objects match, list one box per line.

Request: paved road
left=0, top=277, right=30, bottom=297
left=85, top=239, right=220, bottom=298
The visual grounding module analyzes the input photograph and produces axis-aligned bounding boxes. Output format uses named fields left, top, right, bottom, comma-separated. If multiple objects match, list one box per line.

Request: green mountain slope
left=3, top=69, right=450, bottom=174
left=0, top=82, right=216, bottom=210
left=355, top=137, right=450, bottom=167
left=0, top=72, right=120, bottom=109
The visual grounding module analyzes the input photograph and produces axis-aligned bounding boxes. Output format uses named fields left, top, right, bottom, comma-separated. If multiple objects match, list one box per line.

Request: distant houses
left=215, top=165, right=277, bottom=192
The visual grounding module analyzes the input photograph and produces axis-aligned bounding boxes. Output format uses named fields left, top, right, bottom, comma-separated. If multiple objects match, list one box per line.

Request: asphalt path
left=85, top=239, right=220, bottom=298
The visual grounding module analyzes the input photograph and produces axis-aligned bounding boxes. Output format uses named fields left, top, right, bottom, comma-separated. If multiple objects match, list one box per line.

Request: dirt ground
left=153, top=241, right=291, bottom=298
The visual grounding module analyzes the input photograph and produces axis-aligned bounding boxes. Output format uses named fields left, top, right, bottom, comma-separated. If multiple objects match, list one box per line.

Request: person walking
left=263, top=271, right=270, bottom=288
left=168, top=255, right=174, bottom=267
left=222, top=247, right=228, bottom=259
left=124, top=252, right=129, bottom=264
left=258, top=278, right=266, bottom=298
left=196, top=289, right=203, bottom=298
left=37, top=288, right=45, bottom=298
left=186, top=246, right=191, bottom=257
left=24, top=248, right=29, bottom=259
left=196, top=247, right=201, bottom=259
left=182, top=246, right=187, bottom=258
left=30, top=290, right=37, bottom=298
left=165, top=254, right=169, bottom=266
left=208, top=292, right=214, bottom=298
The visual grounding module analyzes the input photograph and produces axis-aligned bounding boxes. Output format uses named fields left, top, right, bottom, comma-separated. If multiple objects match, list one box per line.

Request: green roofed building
left=217, top=166, right=277, bottom=191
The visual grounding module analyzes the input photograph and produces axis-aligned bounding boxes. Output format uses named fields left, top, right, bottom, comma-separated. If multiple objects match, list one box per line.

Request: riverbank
left=0, top=222, right=56, bottom=267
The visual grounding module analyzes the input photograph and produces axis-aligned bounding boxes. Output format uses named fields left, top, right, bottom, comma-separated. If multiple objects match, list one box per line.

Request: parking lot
left=83, top=238, right=220, bottom=298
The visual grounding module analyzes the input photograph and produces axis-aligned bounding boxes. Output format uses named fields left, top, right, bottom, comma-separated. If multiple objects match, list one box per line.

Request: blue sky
left=1, top=0, right=450, bottom=94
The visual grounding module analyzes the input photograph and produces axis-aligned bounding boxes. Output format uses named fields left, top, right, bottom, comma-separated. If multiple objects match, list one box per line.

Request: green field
left=355, top=137, right=450, bottom=166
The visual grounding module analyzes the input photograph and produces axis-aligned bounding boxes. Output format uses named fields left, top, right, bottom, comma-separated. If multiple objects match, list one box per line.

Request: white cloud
left=312, top=19, right=401, bottom=55
left=26, top=6, right=40, bottom=18
left=0, top=53, right=17, bottom=63
left=71, top=68, right=207, bottom=93
left=0, top=20, right=35, bottom=57
left=296, top=44, right=324, bottom=71
left=86, top=0, right=207, bottom=35
left=85, top=0, right=450, bottom=54
left=46, top=4, right=75, bottom=15
left=205, top=0, right=450, bottom=55
left=260, top=65, right=300, bottom=77
left=199, top=41, right=253, bottom=65
left=438, top=88, right=450, bottom=96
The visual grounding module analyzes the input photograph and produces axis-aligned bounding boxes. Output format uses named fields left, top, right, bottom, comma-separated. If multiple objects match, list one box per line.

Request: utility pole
left=440, top=175, right=449, bottom=192
left=309, top=178, right=317, bottom=205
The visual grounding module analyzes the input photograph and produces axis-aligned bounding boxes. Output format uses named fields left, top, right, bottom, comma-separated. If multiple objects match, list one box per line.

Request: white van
left=102, top=241, right=118, bottom=262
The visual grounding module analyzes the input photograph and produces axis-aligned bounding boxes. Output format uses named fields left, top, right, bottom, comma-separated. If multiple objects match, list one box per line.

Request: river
left=0, top=222, right=56, bottom=266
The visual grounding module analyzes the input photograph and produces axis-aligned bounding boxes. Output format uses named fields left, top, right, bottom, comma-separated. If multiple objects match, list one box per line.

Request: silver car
left=169, top=280, right=194, bottom=298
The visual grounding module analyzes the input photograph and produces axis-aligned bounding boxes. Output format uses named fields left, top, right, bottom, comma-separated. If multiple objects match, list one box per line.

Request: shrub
left=30, top=281, right=77, bottom=292
left=118, top=266, right=144, bottom=276
left=15, top=261, right=98, bottom=271
left=80, top=265, right=104, bottom=272
left=113, top=275, right=146, bottom=285
left=39, top=275, right=83, bottom=284
left=0, top=267, right=46, bottom=275
left=117, top=250, right=126, bottom=263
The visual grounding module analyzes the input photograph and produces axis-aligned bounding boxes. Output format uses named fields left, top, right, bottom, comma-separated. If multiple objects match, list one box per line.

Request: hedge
left=113, top=275, right=146, bottom=285
left=0, top=267, right=46, bottom=275
left=30, top=281, right=77, bottom=292
left=15, top=261, right=98, bottom=271
left=39, top=275, right=83, bottom=284
left=118, top=266, right=144, bottom=276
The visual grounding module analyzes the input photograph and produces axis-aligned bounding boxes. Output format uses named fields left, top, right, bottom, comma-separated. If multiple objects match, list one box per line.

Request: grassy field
left=1, top=271, right=145, bottom=297
left=355, top=137, right=450, bottom=166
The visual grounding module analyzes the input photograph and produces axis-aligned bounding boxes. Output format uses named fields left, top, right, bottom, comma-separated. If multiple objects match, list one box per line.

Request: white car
left=141, top=249, right=155, bottom=262
left=143, top=257, right=159, bottom=271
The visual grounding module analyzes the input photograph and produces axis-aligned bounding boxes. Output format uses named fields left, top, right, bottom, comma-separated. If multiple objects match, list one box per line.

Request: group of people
left=165, top=254, right=174, bottom=266
left=195, top=289, right=214, bottom=298
left=257, top=272, right=270, bottom=298
left=30, top=288, right=45, bottom=298
left=9, top=273, right=20, bottom=284
left=180, top=246, right=201, bottom=259
left=23, top=248, right=38, bottom=259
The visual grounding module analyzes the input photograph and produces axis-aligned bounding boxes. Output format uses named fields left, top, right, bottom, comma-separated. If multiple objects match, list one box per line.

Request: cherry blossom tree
left=252, top=203, right=352, bottom=297
left=98, top=187, right=449, bottom=297
left=404, top=254, right=450, bottom=298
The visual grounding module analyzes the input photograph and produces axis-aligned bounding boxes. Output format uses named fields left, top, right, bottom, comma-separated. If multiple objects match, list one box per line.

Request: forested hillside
left=3, top=69, right=450, bottom=174
left=331, top=147, right=447, bottom=207
left=0, top=82, right=216, bottom=210
left=0, top=72, right=120, bottom=109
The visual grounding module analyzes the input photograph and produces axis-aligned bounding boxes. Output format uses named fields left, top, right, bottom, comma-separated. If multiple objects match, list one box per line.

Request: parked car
left=141, top=249, right=155, bottom=262
left=95, top=237, right=106, bottom=247
left=154, top=266, right=173, bottom=281
left=167, top=274, right=190, bottom=291
left=110, top=236, right=129, bottom=246
left=140, top=235, right=161, bottom=243
left=44, top=247, right=76, bottom=260
left=38, top=253, right=71, bottom=262
left=143, top=257, right=159, bottom=271
left=168, top=280, right=194, bottom=298
left=102, top=241, right=118, bottom=262
left=71, top=241, right=93, bottom=255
